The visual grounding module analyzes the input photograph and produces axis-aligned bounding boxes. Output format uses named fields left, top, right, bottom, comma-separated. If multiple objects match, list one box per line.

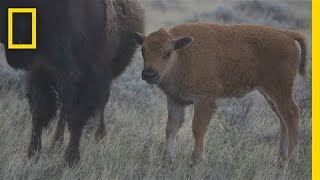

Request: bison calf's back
left=135, top=23, right=306, bottom=164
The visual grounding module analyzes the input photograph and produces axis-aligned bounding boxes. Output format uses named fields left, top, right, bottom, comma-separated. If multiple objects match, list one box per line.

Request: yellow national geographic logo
left=8, top=8, right=36, bottom=49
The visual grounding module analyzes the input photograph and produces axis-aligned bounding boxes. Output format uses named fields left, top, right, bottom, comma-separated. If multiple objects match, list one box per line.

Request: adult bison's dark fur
left=0, top=0, right=144, bottom=166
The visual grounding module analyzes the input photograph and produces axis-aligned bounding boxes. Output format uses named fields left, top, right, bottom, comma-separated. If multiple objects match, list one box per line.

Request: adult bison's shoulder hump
left=105, top=0, right=145, bottom=78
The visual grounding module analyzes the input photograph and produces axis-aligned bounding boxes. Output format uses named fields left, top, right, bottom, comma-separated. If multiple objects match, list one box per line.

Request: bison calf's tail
left=284, top=30, right=307, bottom=76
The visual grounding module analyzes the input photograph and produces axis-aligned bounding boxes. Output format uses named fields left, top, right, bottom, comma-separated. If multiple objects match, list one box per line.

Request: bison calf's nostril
left=142, top=70, right=158, bottom=79
left=142, top=70, right=154, bottom=76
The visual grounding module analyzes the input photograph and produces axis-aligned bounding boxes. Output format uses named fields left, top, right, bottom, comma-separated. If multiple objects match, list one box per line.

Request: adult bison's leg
left=163, top=97, right=185, bottom=164
left=191, top=99, right=215, bottom=163
left=94, top=106, right=107, bottom=142
left=51, top=108, right=67, bottom=147
left=64, top=111, right=85, bottom=166
left=64, top=67, right=112, bottom=166
left=95, top=66, right=111, bottom=142
left=27, top=69, right=58, bottom=159
left=52, top=71, right=80, bottom=148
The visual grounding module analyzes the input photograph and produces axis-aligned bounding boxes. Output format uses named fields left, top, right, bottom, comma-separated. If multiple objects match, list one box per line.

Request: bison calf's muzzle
left=142, top=69, right=160, bottom=84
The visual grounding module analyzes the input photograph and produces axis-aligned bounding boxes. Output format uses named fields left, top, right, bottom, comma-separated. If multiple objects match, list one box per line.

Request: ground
left=0, top=0, right=311, bottom=179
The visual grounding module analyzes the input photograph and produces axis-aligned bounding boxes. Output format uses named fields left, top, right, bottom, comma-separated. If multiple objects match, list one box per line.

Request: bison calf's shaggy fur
left=0, top=0, right=144, bottom=166
left=135, top=23, right=306, bottom=164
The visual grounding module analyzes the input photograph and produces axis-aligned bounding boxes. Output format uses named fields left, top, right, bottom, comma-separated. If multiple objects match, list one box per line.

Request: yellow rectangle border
left=313, top=0, right=318, bottom=179
left=8, top=8, right=36, bottom=49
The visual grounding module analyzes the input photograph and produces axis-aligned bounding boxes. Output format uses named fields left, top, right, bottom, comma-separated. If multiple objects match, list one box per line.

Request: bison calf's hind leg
left=272, top=95, right=300, bottom=163
left=163, top=97, right=185, bottom=164
left=260, top=92, right=289, bottom=160
left=261, top=86, right=300, bottom=163
left=27, top=72, right=58, bottom=159
left=191, top=100, right=215, bottom=163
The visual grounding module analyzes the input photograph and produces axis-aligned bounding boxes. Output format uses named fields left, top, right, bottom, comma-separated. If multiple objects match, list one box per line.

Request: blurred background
left=0, top=0, right=311, bottom=179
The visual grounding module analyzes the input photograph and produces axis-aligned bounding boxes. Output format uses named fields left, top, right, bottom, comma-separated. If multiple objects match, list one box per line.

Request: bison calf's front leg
left=163, top=97, right=185, bottom=164
left=191, top=100, right=215, bottom=163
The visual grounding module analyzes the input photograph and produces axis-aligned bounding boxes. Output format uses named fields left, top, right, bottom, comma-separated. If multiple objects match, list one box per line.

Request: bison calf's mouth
left=142, top=70, right=160, bottom=84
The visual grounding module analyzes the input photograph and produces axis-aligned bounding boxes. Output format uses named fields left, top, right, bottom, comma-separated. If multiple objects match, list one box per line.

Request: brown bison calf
left=135, top=23, right=306, bottom=164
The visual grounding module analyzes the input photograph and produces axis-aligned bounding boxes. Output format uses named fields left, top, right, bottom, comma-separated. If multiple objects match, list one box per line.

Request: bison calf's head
left=135, top=28, right=193, bottom=84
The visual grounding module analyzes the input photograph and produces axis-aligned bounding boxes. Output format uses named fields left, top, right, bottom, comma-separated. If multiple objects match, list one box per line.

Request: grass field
left=0, top=0, right=311, bottom=179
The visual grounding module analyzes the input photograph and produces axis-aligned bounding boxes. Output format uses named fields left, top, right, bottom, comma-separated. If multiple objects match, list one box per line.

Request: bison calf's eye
left=162, top=50, right=172, bottom=60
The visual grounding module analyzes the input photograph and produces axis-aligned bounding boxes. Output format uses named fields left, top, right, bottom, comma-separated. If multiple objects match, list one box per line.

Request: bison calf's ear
left=174, top=36, right=193, bottom=50
left=134, top=32, right=146, bottom=45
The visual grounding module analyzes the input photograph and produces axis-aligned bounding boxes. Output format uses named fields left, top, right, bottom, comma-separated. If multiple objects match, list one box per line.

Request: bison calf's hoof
left=288, top=150, right=299, bottom=165
left=65, top=148, right=80, bottom=167
left=191, top=152, right=204, bottom=165
left=162, top=157, right=173, bottom=167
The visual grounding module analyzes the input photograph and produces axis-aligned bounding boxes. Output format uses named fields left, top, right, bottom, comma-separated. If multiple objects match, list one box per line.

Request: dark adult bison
left=0, top=0, right=144, bottom=166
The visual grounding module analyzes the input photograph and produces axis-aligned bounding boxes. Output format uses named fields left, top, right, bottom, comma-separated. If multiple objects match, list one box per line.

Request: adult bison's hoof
left=27, top=141, right=41, bottom=161
left=27, top=149, right=40, bottom=163
left=94, top=126, right=106, bottom=143
left=65, top=148, right=80, bottom=167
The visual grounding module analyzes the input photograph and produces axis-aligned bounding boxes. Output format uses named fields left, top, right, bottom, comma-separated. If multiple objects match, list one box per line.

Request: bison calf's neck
left=135, top=23, right=306, bottom=164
